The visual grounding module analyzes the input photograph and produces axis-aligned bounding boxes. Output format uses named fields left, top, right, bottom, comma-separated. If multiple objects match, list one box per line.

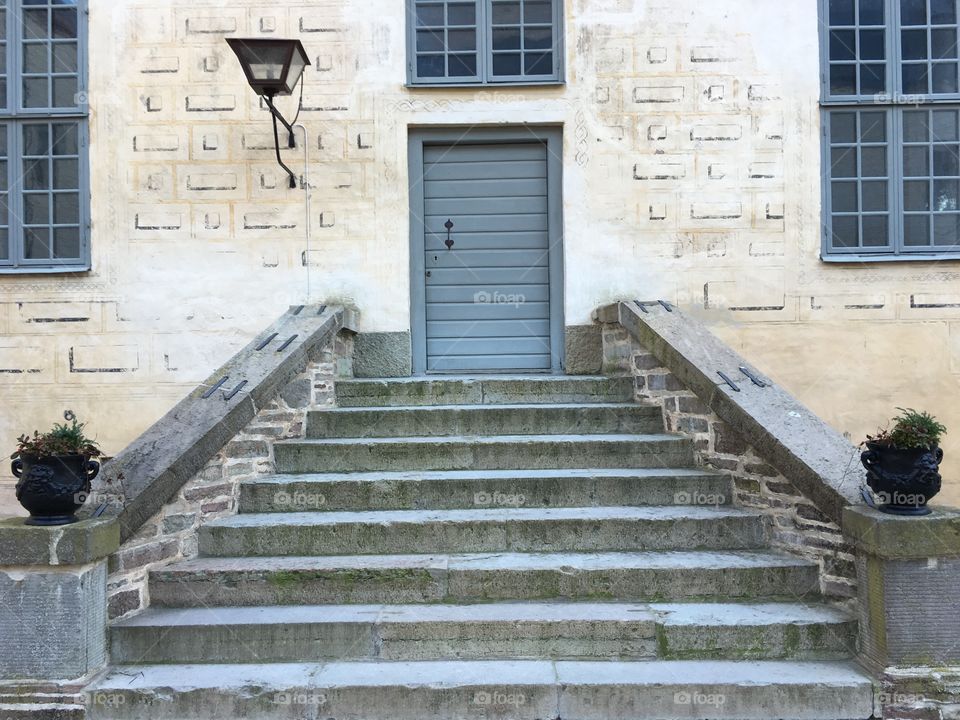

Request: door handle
left=444, top=219, right=454, bottom=250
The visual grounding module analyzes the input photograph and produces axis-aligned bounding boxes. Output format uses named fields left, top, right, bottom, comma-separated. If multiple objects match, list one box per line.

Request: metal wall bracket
left=717, top=371, right=741, bottom=392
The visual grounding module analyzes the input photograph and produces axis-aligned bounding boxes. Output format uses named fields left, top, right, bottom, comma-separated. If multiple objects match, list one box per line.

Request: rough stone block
left=352, top=332, right=412, bottom=378
left=564, top=325, right=602, bottom=375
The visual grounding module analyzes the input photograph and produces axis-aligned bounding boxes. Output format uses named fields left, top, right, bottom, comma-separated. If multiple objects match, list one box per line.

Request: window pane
left=416, top=3, right=444, bottom=26
left=862, top=180, right=888, bottom=210
left=52, top=43, right=78, bottom=73
left=492, top=53, right=521, bottom=75
left=832, top=147, right=858, bottom=177
left=932, top=28, right=958, bottom=57
left=902, top=0, right=928, bottom=25
left=832, top=181, right=859, bottom=211
left=54, top=193, right=79, bottom=224
left=493, top=27, right=521, bottom=49
left=832, top=216, right=860, bottom=247
left=905, top=146, right=931, bottom=175
left=51, top=8, right=78, bottom=39
left=448, top=53, right=476, bottom=76
left=905, top=110, right=930, bottom=140
left=905, top=179, right=931, bottom=210
left=53, top=158, right=79, bottom=189
left=447, top=2, right=475, bottom=25
left=831, top=0, right=856, bottom=25
left=860, top=29, right=885, bottom=58
left=932, top=0, right=958, bottom=24
left=492, top=1, right=521, bottom=24
left=861, top=146, right=887, bottom=176
left=903, top=29, right=928, bottom=59
left=23, top=125, right=48, bottom=156
left=903, top=63, right=929, bottom=93
left=416, top=29, right=444, bottom=52
left=53, top=123, right=79, bottom=155
left=23, top=42, right=48, bottom=73
left=525, top=26, right=553, bottom=50
left=905, top=214, right=930, bottom=244
left=860, top=0, right=884, bottom=24
left=933, top=109, right=960, bottom=139
left=53, top=227, right=80, bottom=259
left=524, top=52, right=552, bottom=75
left=52, top=76, right=77, bottom=107
left=0, top=228, right=8, bottom=261
left=831, top=112, right=858, bottom=142
left=448, top=29, right=476, bottom=51
left=23, top=228, right=50, bottom=259
left=860, top=112, right=887, bottom=141
left=862, top=215, right=890, bottom=245
left=416, top=54, right=445, bottom=77
left=860, top=63, right=885, bottom=94
left=831, top=64, right=857, bottom=94
left=830, top=30, right=857, bottom=60
left=933, top=144, right=960, bottom=174
left=23, top=78, right=48, bottom=108
left=935, top=179, right=959, bottom=209
left=525, top=1, right=552, bottom=23
left=933, top=213, right=960, bottom=243
left=24, top=193, right=48, bottom=225
left=23, top=9, right=47, bottom=40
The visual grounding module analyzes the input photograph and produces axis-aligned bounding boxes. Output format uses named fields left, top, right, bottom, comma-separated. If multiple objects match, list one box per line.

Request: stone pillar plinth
left=844, top=505, right=960, bottom=671
left=0, top=517, right=118, bottom=683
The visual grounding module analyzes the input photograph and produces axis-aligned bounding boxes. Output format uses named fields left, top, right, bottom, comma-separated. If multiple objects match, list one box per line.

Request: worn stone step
left=334, top=375, right=634, bottom=407
left=149, top=550, right=820, bottom=607
left=306, top=403, right=664, bottom=438
left=110, top=602, right=856, bottom=665
left=273, top=433, right=695, bottom=473
left=87, top=659, right=874, bottom=719
left=238, top=468, right=733, bottom=513
left=199, top=506, right=765, bottom=557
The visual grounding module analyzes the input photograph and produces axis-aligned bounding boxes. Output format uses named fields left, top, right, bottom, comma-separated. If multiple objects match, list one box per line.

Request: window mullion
left=11, top=121, right=22, bottom=266
left=480, top=0, right=491, bottom=83
left=891, top=107, right=903, bottom=253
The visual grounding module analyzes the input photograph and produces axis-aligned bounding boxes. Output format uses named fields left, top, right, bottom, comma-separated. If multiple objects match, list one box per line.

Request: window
left=821, top=0, right=960, bottom=258
left=0, top=0, right=88, bottom=273
left=407, top=0, right=563, bottom=85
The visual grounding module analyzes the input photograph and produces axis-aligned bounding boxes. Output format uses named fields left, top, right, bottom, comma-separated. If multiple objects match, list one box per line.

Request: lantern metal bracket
left=264, top=93, right=298, bottom=189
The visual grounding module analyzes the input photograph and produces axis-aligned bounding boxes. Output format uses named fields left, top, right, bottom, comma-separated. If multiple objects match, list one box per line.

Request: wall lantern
left=226, top=38, right=311, bottom=188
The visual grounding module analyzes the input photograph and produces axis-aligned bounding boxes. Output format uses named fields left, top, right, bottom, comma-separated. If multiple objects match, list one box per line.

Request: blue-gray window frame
left=406, top=0, right=565, bottom=86
left=0, top=0, right=90, bottom=274
left=820, top=0, right=960, bottom=261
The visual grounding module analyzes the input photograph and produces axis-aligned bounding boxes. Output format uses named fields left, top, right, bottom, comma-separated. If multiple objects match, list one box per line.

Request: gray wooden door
left=420, top=141, right=552, bottom=373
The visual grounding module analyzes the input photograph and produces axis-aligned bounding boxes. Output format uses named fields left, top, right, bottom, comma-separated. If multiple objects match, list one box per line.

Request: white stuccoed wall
left=2, top=0, right=960, bottom=513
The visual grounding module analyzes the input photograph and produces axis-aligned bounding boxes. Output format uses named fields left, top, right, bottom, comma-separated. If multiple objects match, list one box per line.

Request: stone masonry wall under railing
left=596, top=302, right=864, bottom=599
left=89, top=305, right=353, bottom=620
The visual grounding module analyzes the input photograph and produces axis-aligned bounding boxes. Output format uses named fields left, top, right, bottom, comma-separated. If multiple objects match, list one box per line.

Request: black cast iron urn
left=860, top=442, right=943, bottom=516
left=12, top=454, right=100, bottom=526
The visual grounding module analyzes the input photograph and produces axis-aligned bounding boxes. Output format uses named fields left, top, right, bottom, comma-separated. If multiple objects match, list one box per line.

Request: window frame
left=0, top=0, right=90, bottom=274
left=405, top=0, right=565, bottom=87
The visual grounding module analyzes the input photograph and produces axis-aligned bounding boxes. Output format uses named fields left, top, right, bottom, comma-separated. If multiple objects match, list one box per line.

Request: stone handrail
left=596, top=301, right=864, bottom=525
left=85, top=304, right=348, bottom=542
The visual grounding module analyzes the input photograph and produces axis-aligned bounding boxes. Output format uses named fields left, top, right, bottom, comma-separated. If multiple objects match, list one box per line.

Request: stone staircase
left=90, top=376, right=874, bottom=719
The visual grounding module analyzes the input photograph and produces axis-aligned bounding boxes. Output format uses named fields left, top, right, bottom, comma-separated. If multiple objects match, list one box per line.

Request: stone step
left=149, top=550, right=820, bottom=607
left=87, top=659, right=874, bottom=719
left=334, top=375, right=634, bottom=407
left=306, top=402, right=664, bottom=438
left=238, top=468, right=733, bottom=513
left=273, top=433, right=695, bottom=474
left=110, top=601, right=856, bottom=665
left=199, top=506, right=765, bottom=557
